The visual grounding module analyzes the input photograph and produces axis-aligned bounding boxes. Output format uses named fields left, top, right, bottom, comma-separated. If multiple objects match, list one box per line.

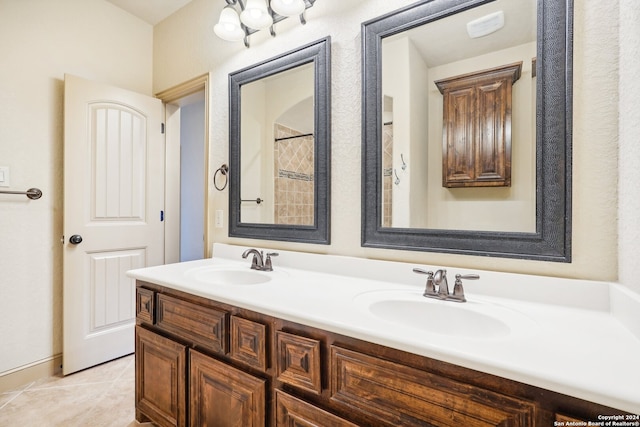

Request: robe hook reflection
left=214, top=164, right=229, bottom=191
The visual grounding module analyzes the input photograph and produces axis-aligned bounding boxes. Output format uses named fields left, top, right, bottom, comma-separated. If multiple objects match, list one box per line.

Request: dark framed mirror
left=361, top=0, right=572, bottom=261
left=229, top=37, right=331, bottom=244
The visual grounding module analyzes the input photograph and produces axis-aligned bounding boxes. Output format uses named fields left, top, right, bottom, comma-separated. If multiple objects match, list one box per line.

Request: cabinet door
left=275, top=390, right=358, bottom=427
left=442, top=85, right=476, bottom=185
left=475, top=78, right=510, bottom=185
left=135, top=326, right=187, bottom=427
left=190, top=349, right=266, bottom=427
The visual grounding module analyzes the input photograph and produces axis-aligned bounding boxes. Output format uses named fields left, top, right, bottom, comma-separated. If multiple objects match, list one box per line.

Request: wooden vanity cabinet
left=135, top=281, right=629, bottom=427
left=135, top=283, right=268, bottom=426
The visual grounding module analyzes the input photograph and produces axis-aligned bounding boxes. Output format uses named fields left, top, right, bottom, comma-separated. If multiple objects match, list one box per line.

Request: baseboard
left=0, top=354, right=62, bottom=393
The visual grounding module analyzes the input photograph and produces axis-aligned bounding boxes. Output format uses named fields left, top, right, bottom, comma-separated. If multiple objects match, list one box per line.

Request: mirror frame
left=361, top=0, right=573, bottom=262
left=229, top=37, right=331, bottom=244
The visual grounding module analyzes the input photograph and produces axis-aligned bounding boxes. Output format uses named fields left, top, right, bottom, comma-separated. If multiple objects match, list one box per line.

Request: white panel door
left=63, top=74, right=165, bottom=375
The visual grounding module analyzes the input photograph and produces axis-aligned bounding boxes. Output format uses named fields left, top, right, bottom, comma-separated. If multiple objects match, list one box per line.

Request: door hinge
left=160, top=210, right=164, bottom=222
left=161, top=123, right=165, bottom=134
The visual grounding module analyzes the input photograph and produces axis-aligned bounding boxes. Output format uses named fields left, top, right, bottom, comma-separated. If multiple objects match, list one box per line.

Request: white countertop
left=128, top=244, right=640, bottom=414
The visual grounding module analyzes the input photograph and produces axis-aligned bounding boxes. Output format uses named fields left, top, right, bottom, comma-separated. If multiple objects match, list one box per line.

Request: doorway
left=157, top=74, right=211, bottom=263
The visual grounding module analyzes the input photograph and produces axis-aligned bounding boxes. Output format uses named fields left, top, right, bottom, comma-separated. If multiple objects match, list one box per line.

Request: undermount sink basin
left=354, top=290, right=535, bottom=339
left=186, top=265, right=286, bottom=286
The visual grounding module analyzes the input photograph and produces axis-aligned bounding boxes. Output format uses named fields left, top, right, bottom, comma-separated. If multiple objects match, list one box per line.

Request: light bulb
left=270, top=0, right=305, bottom=17
left=240, top=0, right=273, bottom=30
left=214, top=6, right=244, bottom=42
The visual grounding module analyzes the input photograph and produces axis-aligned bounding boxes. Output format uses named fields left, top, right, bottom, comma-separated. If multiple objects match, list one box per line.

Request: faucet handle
left=263, top=252, right=279, bottom=272
left=451, top=274, right=480, bottom=302
left=413, top=268, right=436, bottom=296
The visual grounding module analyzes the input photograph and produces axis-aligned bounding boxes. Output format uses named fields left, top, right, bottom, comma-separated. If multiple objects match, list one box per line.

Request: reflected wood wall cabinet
left=134, top=282, right=629, bottom=426
left=436, top=62, right=522, bottom=188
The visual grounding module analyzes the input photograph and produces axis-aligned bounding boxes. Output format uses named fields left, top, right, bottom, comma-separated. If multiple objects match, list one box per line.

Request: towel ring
left=214, top=164, right=229, bottom=191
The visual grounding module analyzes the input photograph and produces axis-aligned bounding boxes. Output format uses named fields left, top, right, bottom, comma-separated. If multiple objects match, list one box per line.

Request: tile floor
left=0, top=354, right=154, bottom=427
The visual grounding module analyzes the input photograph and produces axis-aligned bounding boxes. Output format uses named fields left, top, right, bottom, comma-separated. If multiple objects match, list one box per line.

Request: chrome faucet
left=242, top=249, right=264, bottom=270
left=433, top=269, right=450, bottom=299
left=241, top=248, right=279, bottom=271
left=413, top=268, right=479, bottom=303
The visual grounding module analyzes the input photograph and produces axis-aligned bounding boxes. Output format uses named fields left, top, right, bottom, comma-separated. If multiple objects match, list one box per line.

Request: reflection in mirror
left=240, top=63, right=314, bottom=225
left=381, top=0, right=536, bottom=232
left=362, top=0, right=572, bottom=261
left=229, top=37, right=331, bottom=244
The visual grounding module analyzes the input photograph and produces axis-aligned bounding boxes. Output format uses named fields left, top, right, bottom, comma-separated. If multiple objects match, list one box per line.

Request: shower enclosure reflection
left=240, top=63, right=314, bottom=225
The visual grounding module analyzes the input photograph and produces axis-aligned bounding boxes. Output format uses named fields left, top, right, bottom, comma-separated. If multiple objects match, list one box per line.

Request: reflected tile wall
left=274, top=124, right=314, bottom=225
left=382, top=123, right=393, bottom=227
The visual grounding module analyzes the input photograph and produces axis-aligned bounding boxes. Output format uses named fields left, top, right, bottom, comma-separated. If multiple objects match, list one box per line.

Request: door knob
left=69, top=234, right=83, bottom=245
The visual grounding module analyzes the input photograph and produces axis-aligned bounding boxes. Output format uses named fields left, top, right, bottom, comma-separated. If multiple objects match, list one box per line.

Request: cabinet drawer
left=276, top=331, right=321, bottom=394
left=330, top=346, right=537, bottom=427
left=230, top=316, right=267, bottom=371
left=156, top=294, right=228, bottom=354
left=136, top=287, right=155, bottom=324
left=275, top=390, right=358, bottom=427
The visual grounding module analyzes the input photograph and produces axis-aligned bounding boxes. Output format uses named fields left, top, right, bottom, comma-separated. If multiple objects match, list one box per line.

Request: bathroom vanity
left=129, top=244, right=640, bottom=426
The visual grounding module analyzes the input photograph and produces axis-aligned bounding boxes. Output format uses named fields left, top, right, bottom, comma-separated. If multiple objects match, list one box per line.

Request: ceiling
left=384, top=0, right=536, bottom=68
left=106, top=0, right=194, bottom=25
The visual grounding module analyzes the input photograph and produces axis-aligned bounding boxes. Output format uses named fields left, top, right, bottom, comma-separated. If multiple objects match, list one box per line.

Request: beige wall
left=154, top=0, right=627, bottom=282
left=0, top=0, right=152, bottom=374
left=618, top=0, right=640, bottom=292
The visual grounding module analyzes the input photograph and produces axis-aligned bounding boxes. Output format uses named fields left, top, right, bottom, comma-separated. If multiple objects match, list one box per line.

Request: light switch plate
left=215, top=210, right=224, bottom=228
left=0, top=166, right=10, bottom=187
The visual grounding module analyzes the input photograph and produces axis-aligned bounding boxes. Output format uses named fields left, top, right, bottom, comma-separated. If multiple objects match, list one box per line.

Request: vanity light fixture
left=215, top=0, right=316, bottom=47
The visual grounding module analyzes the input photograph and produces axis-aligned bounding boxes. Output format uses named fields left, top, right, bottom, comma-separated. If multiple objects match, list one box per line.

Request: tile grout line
left=0, top=380, right=35, bottom=411
left=72, top=356, right=135, bottom=426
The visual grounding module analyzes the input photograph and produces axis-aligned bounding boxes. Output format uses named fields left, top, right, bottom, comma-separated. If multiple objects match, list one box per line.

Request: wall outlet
left=0, top=166, right=10, bottom=187
left=215, top=210, right=224, bottom=228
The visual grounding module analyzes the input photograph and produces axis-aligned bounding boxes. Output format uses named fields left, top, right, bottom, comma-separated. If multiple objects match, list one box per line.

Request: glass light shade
left=240, top=0, right=273, bottom=30
left=270, top=0, right=305, bottom=17
left=214, top=6, right=245, bottom=42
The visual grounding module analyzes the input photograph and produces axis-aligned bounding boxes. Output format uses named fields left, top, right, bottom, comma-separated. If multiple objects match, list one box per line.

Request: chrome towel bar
left=241, top=198, right=263, bottom=204
left=0, top=187, right=43, bottom=200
